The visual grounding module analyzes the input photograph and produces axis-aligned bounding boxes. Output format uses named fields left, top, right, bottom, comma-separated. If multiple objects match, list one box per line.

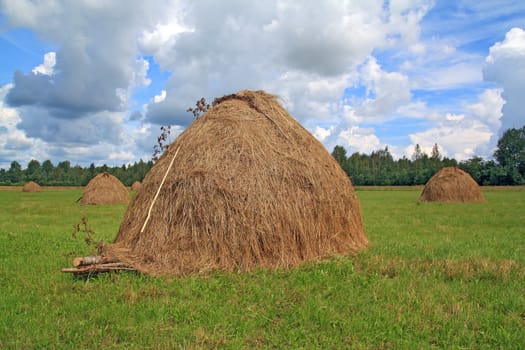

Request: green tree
left=7, top=161, right=23, bottom=184
left=370, top=147, right=394, bottom=185
left=41, top=160, right=54, bottom=184
left=429, top=143, right=443, bottom=173
left=26, top=159, right=41, bottom=182
left=0, top=169, right=7, bottom=184
left=346, top=152, right=368, bottom=185
left=394, top=156, right=412, bottom=185
left=57, top=160, right=71, bottom=172
left=412, top=144, right=423, bottom=161
left=459, top=157, right=486, bottom=184
left=331, top=145, right=348, bottom=166
left=430, top=143, right=442, bottom=162
left=442, top=157, right=458, bottom=168
left=42, top=160, right=54, bottom=172
left=411, top=144, right=428, bottom=185
left=494, top=126, right=525, bottom=176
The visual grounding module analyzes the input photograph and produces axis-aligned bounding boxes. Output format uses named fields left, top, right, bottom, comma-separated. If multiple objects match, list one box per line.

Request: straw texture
left=131, top=181, right=143, bottom=191
left=80, top=172, right=130, bottom=205
left=22, top=181, right=42, bottom=192
left=105, top=90, right=368, bottom=276
left=419, top=167, right=486, bottom=202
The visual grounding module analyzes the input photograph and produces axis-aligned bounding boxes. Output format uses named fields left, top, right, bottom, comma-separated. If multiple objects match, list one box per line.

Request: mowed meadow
left=0, top=187, right=524, bottom=349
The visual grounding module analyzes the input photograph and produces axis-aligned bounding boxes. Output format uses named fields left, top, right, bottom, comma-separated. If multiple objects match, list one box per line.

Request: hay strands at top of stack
left=61, top=255, right=136, bottom=275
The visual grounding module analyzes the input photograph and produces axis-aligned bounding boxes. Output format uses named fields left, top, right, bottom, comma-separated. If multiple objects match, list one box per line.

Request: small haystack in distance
left=80, top=172, right=130, bottom=205
left=419, top=167, right=485, bottom=202
left=22, top=181, right=42, bottom=192
left=131, top=181, right=142, bottom=191
left=104, top=90, right=368, bottom=276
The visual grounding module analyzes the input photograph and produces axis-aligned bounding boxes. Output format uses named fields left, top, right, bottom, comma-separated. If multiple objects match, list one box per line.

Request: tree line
left=0, top=159, right=153, bottom=187
left=332, top=126, right=525, bottom=186
left=0, top=126, right=523, bottom=187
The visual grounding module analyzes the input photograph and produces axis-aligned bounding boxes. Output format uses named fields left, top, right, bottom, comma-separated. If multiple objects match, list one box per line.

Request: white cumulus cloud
left=153, top=90, right=167, bottom=103
left=484, top=27, right=525, bottom=134
left=31, top=52, right=56, bottom=76
left=337, top=126, right=382, bottom=155
left=354, top=57, right=412, bottom=120
left=407, top=88, right=504, bottom=160
left=2, top=0, right=522, bottom=168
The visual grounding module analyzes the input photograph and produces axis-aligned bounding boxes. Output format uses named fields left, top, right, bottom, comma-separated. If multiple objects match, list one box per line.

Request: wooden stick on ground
left=72, top=255, right=119, bottom=267
left=62, top=255, right=136, bottom=275
left=61, top=262, right=136, bottom=275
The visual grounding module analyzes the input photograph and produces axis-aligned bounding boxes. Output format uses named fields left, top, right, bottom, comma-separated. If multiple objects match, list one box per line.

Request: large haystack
left=22, top=181, right=42, bottom=192
left=80, top=173, right=130, bottom=205
left=131, top=181, right=143, bottom=191
left=104, top=90, right=368, bottom=276
left=419, top=167, right=485, bottom=202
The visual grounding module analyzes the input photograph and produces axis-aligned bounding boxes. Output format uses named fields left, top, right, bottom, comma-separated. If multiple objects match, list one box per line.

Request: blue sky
left=0, top=0, right=524, bottom=169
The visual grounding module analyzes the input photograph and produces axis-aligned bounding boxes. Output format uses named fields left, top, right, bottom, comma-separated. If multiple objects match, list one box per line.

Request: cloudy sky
left=0, top=0, right=524, bottom=169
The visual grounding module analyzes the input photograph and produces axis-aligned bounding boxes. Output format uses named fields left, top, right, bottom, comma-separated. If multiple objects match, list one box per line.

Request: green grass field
left=0, top=187, right=524, bottom=349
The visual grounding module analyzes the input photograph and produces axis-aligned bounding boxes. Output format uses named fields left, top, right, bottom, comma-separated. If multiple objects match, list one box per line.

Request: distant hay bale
left=22, top=181, right=42, bottom=192
left=80, top=172, right=130, bottom=205
left=419, top=167, right=486, bottom=202
left=104, top=90, right=368, bottom=276
left=131, top=181, right=142, bottom=191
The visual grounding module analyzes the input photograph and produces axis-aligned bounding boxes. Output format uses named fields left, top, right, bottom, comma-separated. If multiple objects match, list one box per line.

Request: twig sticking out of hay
left=80, top=172, right=130, bottom=205
left=22, top=181, right=42, bottom=192
left=104, top=90, right=368, bottom=276
left=419, top=167, right=486, bottom=202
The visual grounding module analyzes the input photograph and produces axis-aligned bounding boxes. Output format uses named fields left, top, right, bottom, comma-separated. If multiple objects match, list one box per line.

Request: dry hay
left=131, top=181, right=143, bottom=191
left=22, top=181, right=42, bottom=192
left=419, top=167, right=486, bottom=202
left=80, top=172, right=130, bottom=205
left=104, top=90, right=368, bottom=276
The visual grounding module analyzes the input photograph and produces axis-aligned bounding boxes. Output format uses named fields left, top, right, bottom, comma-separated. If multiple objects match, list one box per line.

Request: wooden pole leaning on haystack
left=61, top=255, right=136, bottom=275
left=140, top=146, right=180, bottom=233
